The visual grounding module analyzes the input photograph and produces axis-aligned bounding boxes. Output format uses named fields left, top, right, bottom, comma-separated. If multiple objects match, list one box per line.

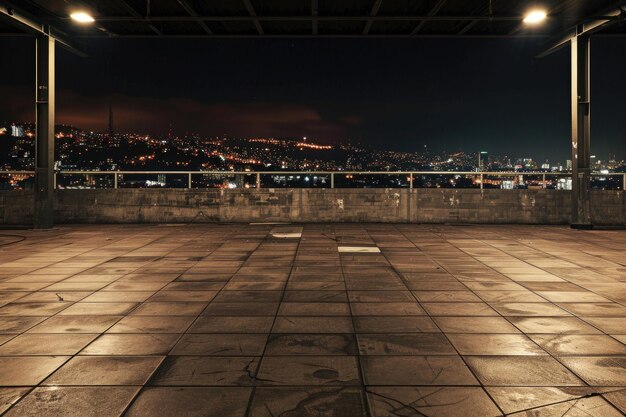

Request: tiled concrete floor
left=0, top=224, right=625, bottom=416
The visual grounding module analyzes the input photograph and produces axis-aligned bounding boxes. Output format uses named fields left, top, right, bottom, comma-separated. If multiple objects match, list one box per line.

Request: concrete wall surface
left=1, top=189, right=624, bottom=225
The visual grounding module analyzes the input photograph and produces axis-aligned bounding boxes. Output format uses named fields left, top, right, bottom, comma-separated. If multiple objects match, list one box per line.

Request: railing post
left=542, top=173, right=546, bottom=189
left=53, top=172, right=56, bottom=190
left=188, top=172, right=192, bottom=189
left=114, top=172, right=118, bottom=189
left=480, top=173, right=483, bottom=190
left=331, top=173, right=335, bottom=189
left=409, top=173, right=413, bottom=189
left=623, top=173, right=626, bottom=191
left=256, top=173, right=261, bottom=189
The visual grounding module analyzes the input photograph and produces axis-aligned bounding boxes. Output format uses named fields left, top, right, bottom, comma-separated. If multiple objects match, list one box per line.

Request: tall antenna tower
left=108, top=104, right=114, bottom=139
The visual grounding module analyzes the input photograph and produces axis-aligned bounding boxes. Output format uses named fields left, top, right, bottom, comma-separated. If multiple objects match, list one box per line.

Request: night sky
left=1, top=36, right=625, bottom=162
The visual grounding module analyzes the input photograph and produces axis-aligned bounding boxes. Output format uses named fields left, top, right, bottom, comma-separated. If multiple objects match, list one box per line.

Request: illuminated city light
left=70, top=11, right=95, bottom=23
left=523, top=10, right=547, bottom=24
left=296, top=141, right=333, bottom=150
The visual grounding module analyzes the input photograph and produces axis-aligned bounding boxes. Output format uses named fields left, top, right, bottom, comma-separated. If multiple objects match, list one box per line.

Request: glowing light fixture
left=523, top=10, right=547, bottom=24
left=70, top=11, right=95, bottom=23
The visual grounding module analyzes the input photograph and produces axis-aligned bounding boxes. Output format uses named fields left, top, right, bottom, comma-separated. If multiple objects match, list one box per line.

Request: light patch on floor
left=272, top=232, right=302, bottom=238
left=271, top=226, right=303, bottom=239
left=338, top=246, right=380, bottom=253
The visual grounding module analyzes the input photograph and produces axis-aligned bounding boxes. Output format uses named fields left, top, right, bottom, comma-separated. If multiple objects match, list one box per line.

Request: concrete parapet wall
left=1, top=189, right=624, bottom=224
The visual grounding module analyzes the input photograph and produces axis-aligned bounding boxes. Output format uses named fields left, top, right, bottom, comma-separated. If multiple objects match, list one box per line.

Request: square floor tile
left=27, top=315, right=121, bottom=334
left=202, top=302, right=278, bottom=316
left=81, top=291, right=155, bottom=303
left=256, top=356, right=360, bottom=385
left=150, top=356, right=260, bottom=386
left=265, top=334, right=356, bottom=355
left=81, top=334, right=180, bottom=355
left=530, top=334, right=626, bottom=355
left=0, top=334, right=97, bottom=355
left=188, top=316, right=274, bottom=333
left=537, top=291, right=611, bottom=303
left=474, top=290, right=546, bottom=303
left=278, top=302, right=350, bottom=316
left=124, top=387, right=251, bottom=417
left=0, top=387, right=29, bottom=414
left=131, top=302, right=207, bottom=316
left=249, top=387, right=367, bottom=417
left=0, top=356, right=69, bottom=386
left=357, top=333, right=456, bottom=355
left=107, top=316, right=195, bottom=333
left=44, top=356, right=163, bottom=385
left=283, top=291, right=347, bottom=303
left=14, top=292, right=92, bottom=303
left=353, top=316, right=439, bottom=333
left=0, top=303, right=72, bottom=316
left=351, top=303, right=426, bottom=316
left=464, top=356, right=584, bottom=386
left=508, top=316, right=602, bottom=334
left=147, top=291, right=217, bottom=302
left=0, top=317, right=47, bottom=334
left=59, top=302, right=137, bottom=316
left=171, top=334, right=267, bottom=356
left=558, top=303, right=626, bottom=316
left=368, top=386, right=501, bottom=417
left=506, top=396, right=623, bottom=417
left=450, top=333, right=547, bottom=356
left=487, top=386, right=614, bottom=415
left=273, top=317, right=354, bottom=333
left=433, top=316, right=520, bottom=333
left=348, top=291, right=414, bottom=303
left=581, top=317, right=626, bottom=333
left=559, top=356, right=626, bottom=385
left=361, top=356, right=477, bottom=385
left=414, top=291, right=482, bottom=302
left=491, top=303, right=570, bottom=317
left=422, top=303, right=497, bottom=316
left=2, top=387, right=139, bottom=417
left=213, top=291, right=283, bottom=303
left=603, top=390, right=626, bottom=414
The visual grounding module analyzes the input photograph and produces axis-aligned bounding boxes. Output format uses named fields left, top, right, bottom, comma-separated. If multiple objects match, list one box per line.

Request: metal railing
left=1, top=170, right=625, bottom=190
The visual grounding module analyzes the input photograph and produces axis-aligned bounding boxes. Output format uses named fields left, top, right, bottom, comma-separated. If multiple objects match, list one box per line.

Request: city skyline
left=2, top=120, right=624, bottom=173
left=2, top=37, right=625, bottom=162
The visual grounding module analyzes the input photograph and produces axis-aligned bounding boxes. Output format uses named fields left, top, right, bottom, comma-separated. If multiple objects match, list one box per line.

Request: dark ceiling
left=1, top=0, right=625, bottom=38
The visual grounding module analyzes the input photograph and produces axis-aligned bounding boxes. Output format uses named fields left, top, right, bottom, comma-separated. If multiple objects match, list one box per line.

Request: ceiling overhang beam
left=0, top=1, right=87, bottom=57
left=116, top=0, right=162, bottom=35
left=93, top=15, right=522, bottom=23
left=537, top=5, right=626, bottom=58
left=363, top=0, right=383, bottom=35
left=412, top=0, right=447, bottom=35
left=242, top=0, right=264, bottom=35
left=177, top=0, right=212, bottom=35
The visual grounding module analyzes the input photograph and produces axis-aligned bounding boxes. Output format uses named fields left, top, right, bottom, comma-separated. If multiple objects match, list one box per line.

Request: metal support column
left=34, top=33, right=55, bottom=229
left=571, top=30, right=592, bottom=229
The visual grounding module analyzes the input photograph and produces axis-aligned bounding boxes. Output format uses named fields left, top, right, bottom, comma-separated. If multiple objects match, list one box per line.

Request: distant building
left=566, top=159, right=572, bottom=170
left=478, top=151, right=488, bottom=171
left=10, top=124, right=24, bottom=137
